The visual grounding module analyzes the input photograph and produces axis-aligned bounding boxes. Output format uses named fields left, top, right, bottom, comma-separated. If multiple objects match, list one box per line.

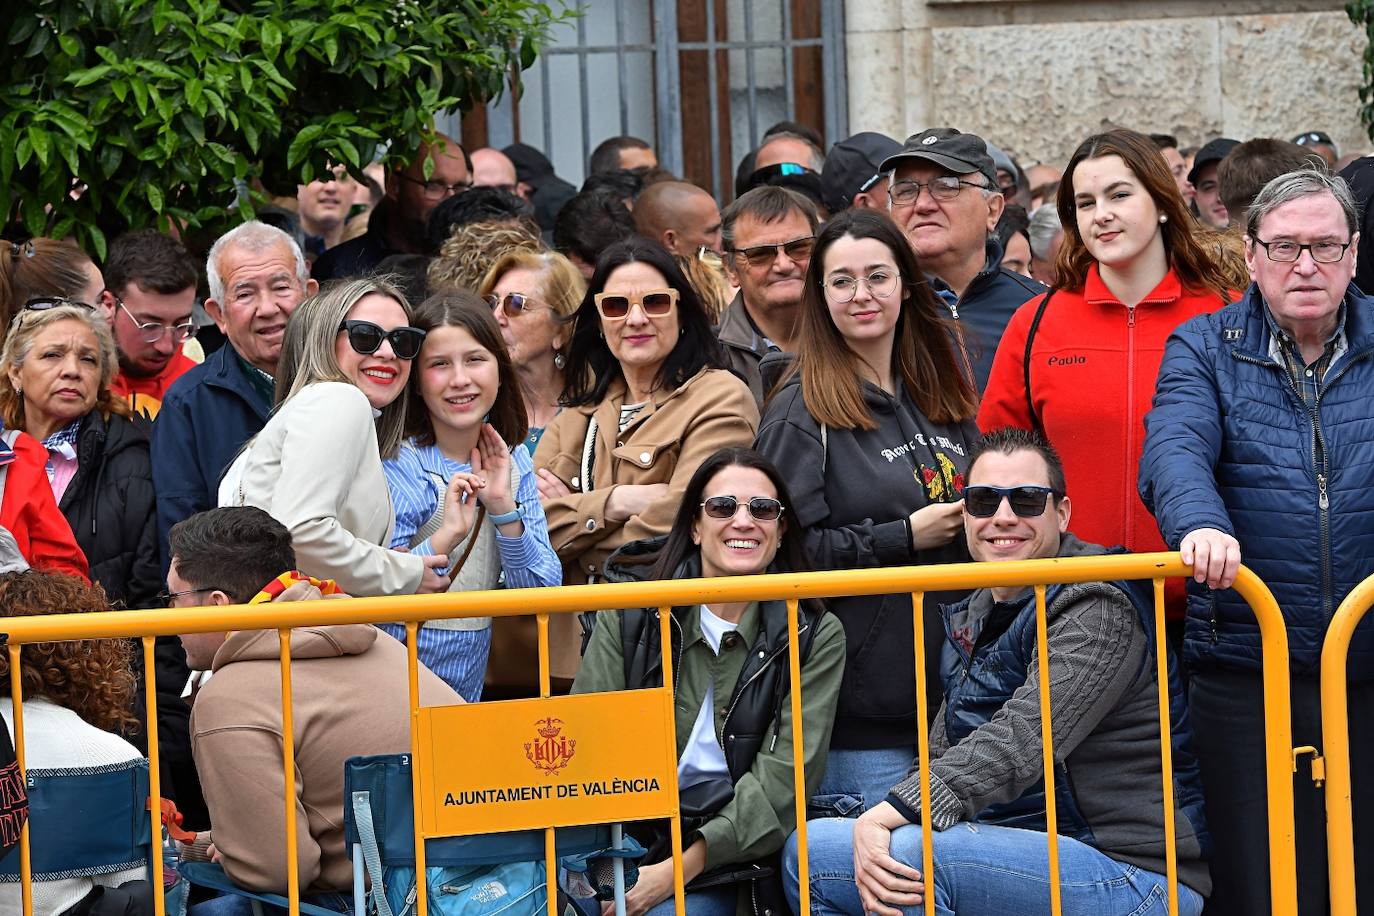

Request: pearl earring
left=1159, top=214, right=1168, bottom=223
left=554, top=352, right=566, bottom=369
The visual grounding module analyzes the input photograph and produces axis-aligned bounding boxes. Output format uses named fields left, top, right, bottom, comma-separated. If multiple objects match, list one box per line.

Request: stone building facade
left=847, top=0, right=1370, bottom=168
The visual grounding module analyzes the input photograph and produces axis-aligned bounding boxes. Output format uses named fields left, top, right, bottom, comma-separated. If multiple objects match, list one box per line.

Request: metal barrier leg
left=611, top=823, right=626, bottom=916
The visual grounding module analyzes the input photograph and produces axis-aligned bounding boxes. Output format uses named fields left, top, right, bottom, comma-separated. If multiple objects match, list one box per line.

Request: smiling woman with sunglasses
left=476, top=249, right=586, bottom=454
left=220, top=277, right=452, bottom=597
left=573, top=447, right=844, bottom=916
left=533, top=237, right=759, bottom=685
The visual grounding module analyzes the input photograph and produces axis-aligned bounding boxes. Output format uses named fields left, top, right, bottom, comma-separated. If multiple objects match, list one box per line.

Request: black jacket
left=754, top=372, right=979, bottom=749
left=930, top=236, right=1045, bottom=393
left=63, top=412, right=197, bottom=811
left=62, top=411, right=159, bottom=611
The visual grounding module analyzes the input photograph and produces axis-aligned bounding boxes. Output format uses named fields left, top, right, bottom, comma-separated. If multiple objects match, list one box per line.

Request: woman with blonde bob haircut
left=222, top=277, right=451, bottom=597
left=476, top=249, right=586, bottom=453
left=1, top=303, right=160, bottom=610
left=980, top=127, right=1235, bottom=625
left=755, top=207, right=979, bottom=813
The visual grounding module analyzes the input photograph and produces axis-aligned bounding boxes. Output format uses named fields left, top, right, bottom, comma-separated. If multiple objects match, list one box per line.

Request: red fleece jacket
left=978, top=266, right=1228, bottom=617
left=0, top=430, right=88, bottom=580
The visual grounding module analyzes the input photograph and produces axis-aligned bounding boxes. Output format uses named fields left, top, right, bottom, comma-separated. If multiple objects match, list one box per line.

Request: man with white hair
left=150, top=221, right=317, bottom=572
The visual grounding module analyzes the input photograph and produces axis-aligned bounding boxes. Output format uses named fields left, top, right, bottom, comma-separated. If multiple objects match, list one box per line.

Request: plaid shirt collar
left=40, top=419, right=82, bottom=460
left=1264, top=299, right=1347, bottom=381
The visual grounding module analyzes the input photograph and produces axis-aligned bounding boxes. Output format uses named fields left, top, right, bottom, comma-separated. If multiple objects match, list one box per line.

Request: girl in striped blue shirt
left=381, top=290, right=561, bottom=699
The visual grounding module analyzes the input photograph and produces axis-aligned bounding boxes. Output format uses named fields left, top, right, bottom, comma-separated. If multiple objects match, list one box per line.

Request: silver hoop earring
left=554, top=352, right=566, bottom=369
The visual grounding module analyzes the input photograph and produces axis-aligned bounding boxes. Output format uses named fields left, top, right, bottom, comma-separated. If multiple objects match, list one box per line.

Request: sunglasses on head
left=700, top=495, right=785, bottom=522
left=732, top=236, right=815, bottom=269
left=962, top=485, right=1060, bottom=518
left=593, top=288, right=679, bottom=321
left=24, top=296, right=95, bottom=313
left=484, top=291, right=546, bottom=317
left=337, top=320, right=427, bottom=360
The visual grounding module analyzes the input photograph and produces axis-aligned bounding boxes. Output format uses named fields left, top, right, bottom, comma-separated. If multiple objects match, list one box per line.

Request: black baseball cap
left=879, top=128, right=997, bottom=187
left=1187, top=138, right=1239, bottom=186
left=821, top=132, right=902, bottom=212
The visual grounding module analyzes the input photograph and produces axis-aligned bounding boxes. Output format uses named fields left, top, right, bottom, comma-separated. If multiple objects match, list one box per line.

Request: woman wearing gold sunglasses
left=533, top=237, right=759, bottom=686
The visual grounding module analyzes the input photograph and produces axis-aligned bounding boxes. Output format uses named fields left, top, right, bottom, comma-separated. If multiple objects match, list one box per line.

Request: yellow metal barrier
left=0, top=553, right=1298, bottom=916
left=1320, top=573, right=1374, bottom=916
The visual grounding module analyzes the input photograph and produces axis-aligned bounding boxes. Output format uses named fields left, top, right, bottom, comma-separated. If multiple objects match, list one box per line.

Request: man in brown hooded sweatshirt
left=166, top=506, right=461, bottom=899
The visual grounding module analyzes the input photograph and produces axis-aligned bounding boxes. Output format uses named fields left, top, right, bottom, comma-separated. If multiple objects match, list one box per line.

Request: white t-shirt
left=677, top=605, right=738, bottom=789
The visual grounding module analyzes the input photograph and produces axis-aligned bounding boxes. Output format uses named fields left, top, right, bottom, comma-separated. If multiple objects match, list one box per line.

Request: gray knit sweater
left=888, top=537, right=1211, bottom=896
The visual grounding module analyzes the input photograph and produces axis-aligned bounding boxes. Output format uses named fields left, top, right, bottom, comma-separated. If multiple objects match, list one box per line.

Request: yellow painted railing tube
left=9, top=644, right=30, bottom=916
left=406, top=622, right=428, bottom=916
left=1033, top=585, right=1062, bottom=915
left=1227, top=567, right=1296, bottom=916
left=1320, top=573, right=1374, bottom=916
left=278, top=631, right=300, bottom=915
left=909, top=592, right=935, bottom=916
left=1151, top=580, right=1179, bottom=916
left=785, top=599, right=809, bottom=916
left=142, top=637, right=165, bottom=916
left=658, top=606, right=687, bottom=915
left=538, top=613, right=558, bottom=916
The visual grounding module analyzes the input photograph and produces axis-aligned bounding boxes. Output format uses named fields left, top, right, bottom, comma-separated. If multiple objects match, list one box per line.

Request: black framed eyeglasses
left=23, top=296, right=95, bottom=313
left=158, top=586, right=224, bottom=606
left=114, top=298, right=196, bottom=344
left=337, top=320, right=427, bottom=360
left=700, top=495, right=785, bottom=522
left=962, top=485, right=1060, bottom=518
left=731, top=236, right=815, bottom=269
left=397, top=173, right=474, bottom=201
left=889, top=176, right=988, bottom=205
left=484, top=291, right=547, bottom=317
left=1251, top=238, right=1351, bottom=264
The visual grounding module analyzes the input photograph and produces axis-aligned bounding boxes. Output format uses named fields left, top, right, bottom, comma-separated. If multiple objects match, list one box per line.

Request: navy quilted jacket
left=1139, top=283, right=1374, bottom=677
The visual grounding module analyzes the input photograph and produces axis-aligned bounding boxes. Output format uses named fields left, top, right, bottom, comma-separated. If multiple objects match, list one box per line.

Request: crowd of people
left=0, top=116, right=1371, bottom=916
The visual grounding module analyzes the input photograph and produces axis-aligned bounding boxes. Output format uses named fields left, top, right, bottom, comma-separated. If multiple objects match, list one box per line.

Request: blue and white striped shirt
left=381, top=439, right=561, bottom=588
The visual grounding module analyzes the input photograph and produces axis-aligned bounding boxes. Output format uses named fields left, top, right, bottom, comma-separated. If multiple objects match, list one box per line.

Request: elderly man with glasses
left=97, top=230, right=201, bottom=421
left=311, top=132, right=472, bottom=281
left=1140, top=168, right=1374, bottom=914
left=881, top=128, right=1044, bottom=393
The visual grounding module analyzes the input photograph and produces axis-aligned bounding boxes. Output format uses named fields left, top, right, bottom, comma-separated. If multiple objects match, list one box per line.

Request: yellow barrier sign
left=415, top=688, right=678, bottom=835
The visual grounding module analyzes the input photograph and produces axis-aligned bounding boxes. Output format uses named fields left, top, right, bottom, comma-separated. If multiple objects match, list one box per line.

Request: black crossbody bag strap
left=1022, top=290, right=1056, bottom=435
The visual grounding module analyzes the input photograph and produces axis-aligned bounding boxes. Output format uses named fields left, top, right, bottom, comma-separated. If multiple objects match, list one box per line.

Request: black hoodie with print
left=755, top=371, right=979, bottom=749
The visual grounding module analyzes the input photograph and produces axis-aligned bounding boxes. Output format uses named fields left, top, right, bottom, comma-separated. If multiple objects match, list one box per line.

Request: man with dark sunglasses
left=717, top=186, right=820, bottom=405
left=790, top=426, right=1210, bottom=916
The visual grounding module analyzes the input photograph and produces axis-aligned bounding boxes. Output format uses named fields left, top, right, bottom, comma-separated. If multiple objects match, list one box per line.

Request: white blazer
left=220, top=381, right=424, bottom=596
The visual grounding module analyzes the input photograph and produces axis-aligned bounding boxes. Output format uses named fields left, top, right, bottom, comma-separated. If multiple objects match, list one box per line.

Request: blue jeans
left=811, top=746, right=915, bottom=819
left=785, top=818, right=1204, bottom=916
left=189, top=891, right=352, bottom=916
left=569, top=887, right=735, bottom=916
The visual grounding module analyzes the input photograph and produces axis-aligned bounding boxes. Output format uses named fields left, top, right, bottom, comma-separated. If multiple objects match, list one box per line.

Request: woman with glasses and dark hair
left=754, top=207, right=980, bottom=817
left=475, top=249, right=587, bottom=454
left=573, top=446, right=845, bottom=916
left=534, top=237, right=759, bottom=685
left=0, top=300, right=159, bottom=610
left=221, top=277, right=451, bottom=597
left=380, top=291, right=560, bottom=699
left=979, top=128, right=1234, bottom=628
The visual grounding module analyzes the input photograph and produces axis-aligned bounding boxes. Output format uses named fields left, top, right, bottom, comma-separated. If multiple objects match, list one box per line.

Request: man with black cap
left=1188, top=137, right=1239, bottom=230
left=821, top=132, right=902, bottom=213
left=882, top=127, right=1044, bottom=393
left=504, top=142, right=578, bottom=236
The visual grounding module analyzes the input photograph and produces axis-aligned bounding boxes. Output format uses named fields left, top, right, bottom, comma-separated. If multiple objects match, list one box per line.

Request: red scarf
left=248, top=571, right=343, bottom=604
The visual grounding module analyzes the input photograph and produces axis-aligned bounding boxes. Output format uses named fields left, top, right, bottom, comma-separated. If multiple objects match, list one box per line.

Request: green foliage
left=1349, top=1, right=1374, bottom=141
left=0, top=0, right=567, bottom=257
